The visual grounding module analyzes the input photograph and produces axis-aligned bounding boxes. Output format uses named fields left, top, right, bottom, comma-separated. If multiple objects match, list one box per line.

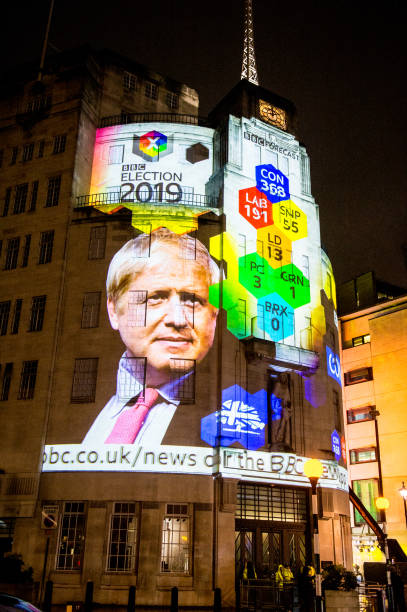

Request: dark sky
left=3, top=0, right=406, bottom=288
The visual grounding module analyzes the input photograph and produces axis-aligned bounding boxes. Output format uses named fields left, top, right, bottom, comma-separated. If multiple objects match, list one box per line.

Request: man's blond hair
left=107, top=228, right=219, bottom=304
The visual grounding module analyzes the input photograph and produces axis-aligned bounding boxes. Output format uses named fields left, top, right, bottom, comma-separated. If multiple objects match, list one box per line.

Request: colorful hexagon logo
left=239, top=186, right=273, bottom=229
left=257, top=226, right=292, bottom=269
left=133, top=130, right=173, bottom=162
left=257, top=293, right=294, bottom=341
left=273, top=264, right=311, bottom=308
left=256, top=163, right=290, bottom=203
left=239, top=253, right=275, bottom=298
left=273, top=199, right=307, bottom=241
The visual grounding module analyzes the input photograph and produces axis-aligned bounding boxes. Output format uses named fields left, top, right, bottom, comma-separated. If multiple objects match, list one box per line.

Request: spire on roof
left=241, top=0, right=259, bottom=86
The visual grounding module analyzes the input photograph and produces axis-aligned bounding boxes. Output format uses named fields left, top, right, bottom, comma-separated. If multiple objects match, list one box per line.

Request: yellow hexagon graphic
left=273, top=199, right=307, bottom=241
left=256, top=226, right=292, bottom=269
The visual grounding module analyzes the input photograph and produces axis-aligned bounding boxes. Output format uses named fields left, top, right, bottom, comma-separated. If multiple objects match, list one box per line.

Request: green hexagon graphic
left=273, top=264, right=311, bottom=308
left=239, top=253, right=276, bottom=298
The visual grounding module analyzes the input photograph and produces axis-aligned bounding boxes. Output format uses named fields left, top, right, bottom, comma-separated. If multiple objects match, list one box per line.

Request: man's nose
left=164, top=295, right=188, bottom=328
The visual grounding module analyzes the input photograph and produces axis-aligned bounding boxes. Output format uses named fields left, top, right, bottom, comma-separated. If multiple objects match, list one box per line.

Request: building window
left=333, top=389, right=342, bottom=432
left=4, top=238, right=20, bottom=270
left=347, top=406, right=374, bottom=424
left=123, top=71, right=137, bottom=90
left=108, top=145, right=124, bottom=165
left=38, top=230, right=54, bottom=264
left=352, top=479, right=379, bottom=525
left=127, top=291, right=147, bottom=327
left=10, top=147, right=18, bottom=165
left=0, top=301, right=11, bottom=335
left=350, top=447, right=376, bottom=464
left=88, top=226, right=106, bottom=260
left=107, top=502, right=138, bottom=572
left=71, top=358, right=98, bottom=403
left=29, top=296, right=46, bottom=332
left=352, top=334, right=371, bottom=347
left=10, top=299, right=22, bottom=335
left=45, top=176, right=61, bottom=207
left=0, top=363, right=13, bottom=401
left=18, top=360, right=38, bottom=400
left=236, top=483, right=307, bottom=521
left=21, top=235, right=31, bottom=268
left=344, top=367, right=373, bottom=385
left=22, top=143, right=34, bottom=162
left=0, top=149, right=3, bottom=168
left=117, top=356, right=146, bottom=402
left=145, top=81, right=158, bottom=100
left=38, top=140, right=45, bottom=158
left=2, top=187, right=11, bottom=217
left=13, top=183, right=29, bottom=214
left=56, top=502, right=86, bottom=571
left=26, top=94, right=51, bottom=113
left=29, top=181, right=38, bottom=212
left=166, top=92, right=179, bottom=110
left=53, top=134, right=66, bottom=154
left=81, top=292, right=101, bottom=329
left=161, top=505, right=190, bottom=573
left=169, top=359, right=195, bottom=403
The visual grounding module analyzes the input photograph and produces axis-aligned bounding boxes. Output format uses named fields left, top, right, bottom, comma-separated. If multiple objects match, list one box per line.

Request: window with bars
left=166, top=92, right=179, bottom=110
left=123, top=71, right=137, bottom=90
left=333, top=389, right=342, bottom=432
left=350, top=447, right=376, bottom=464
left=117, top=356, right=146, bottom=402
left=38, top=230, right=54, bottom=264
left=10, top=147, right=18, bottom=165
left=107, top=502, right=138, bottom=572
left=88, top=226, right=106, bottom=260
left=18, top=360, right=38, bottom=400
left=56, top=502, right=86, bottom=571
left=2, top=187, right=11, bottom=216
left=81, top=292, right=101, bottom=329
left=10, top=299, right=22, bottom=335
left=13, top=183, right=28, bottom=214
left=71, top=358, right=98, bottom=403
left=4, top=238, right=20, bottom=270
left=127, top=291, right=147, bottom=327
left=0, top=149, right=3, bottom=168
left=344, top=367, right=373, bottom=385
left=26, top=94, right=51, bottom=113
left=161, top=505, right=190, bottom=573
left=145, top=81, right=158, bottom=100
left=29, top=296, right=46, bottom=332
left=236, top=483, right=307, bottom=523
left=0, top=301, right=11, bottom=335
left=53, top=134, right=66, bottom=154
left=0, top=363, right=13, bottom=401
left=45, top=176, right=61, bottom=207
left=169, top=359, right=195, bottom=403
left=22, top=143, right=34, bottom=162
left=29, top=181, right=38, bottom=212
left=21, top=235, right=31, bottom=267
left=38, top=140, right=45, bottom=158
left=108, top=145, right=124, bottom=165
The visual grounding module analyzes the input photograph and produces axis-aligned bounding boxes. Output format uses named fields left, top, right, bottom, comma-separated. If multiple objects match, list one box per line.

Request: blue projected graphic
left=257, top=293, right=294, bottom=341
left=326, top=346, right=341, bottom=385
left=270, top=394, right=283, bottom=420
left=331, top=430, right=341, bottom=461
left=201, top=384, right=267, bottom=450
left=256, top=163, right=290, bottom=204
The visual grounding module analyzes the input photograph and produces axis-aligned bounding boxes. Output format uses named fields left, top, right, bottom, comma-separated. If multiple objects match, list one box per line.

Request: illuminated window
left=18, top=360, right=38, bottom=400
left=45, top=176, right=61, bottom=207
left=0, top=363, right=13, bottom=401
left=81, top=292, right=101, bottom=329
left=127, top=291, right=147, bottom=327
left=108, top=145, right=124, bottom=165
left=38, top=230, right=54, bottom=264
left=123, top=71, right=137, bottom=91
left=166, top=92, right=179, bottom=110
left=21, top=235, right=31, bottom=267
left=352, top=479, right=379, bottom=525
left=350, top=447, right=376, bottom=464
left=347, top=406, right=374, bottom=423
left=22, top=143, right=34, bottom=162
left=352, top=334, right=371, bottom=347
left=161, top=505, right=190, bottom=573
left=13, top=183, right=28, bottom=214
left=71, top=358, right=98, bottom=403
left=344, top=367, right=373, bottom=386
left=10, top=299, right=22, bottom=335
left=170, top=359, right=195, bottom=403
left=236, top=483, right=307, bottom=522
left=53, top=134, right=66, bottom=154
left=88, top=226, right=106, bottom=260
left=107, top=502, right=138, bottom=572
left=2, top=187, right=11, bottom=216
left=0, top=301, right=11, bottom=335
left=38, top=140, right=45, bottom=158
left=145, top=81, right=158, bottom=100
left=56, top=502, right=86, bottom=571
left=117, top=356, right=146, bottom=402
left=10, top=147, right=18, bottom=165
left=4, top=238, right=20, bottom=270
left=29, top=181, right=38, bottom=212
left=29, top=296, right=46, bottom=332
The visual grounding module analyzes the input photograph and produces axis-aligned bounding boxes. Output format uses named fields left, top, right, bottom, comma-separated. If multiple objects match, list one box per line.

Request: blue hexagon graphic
left=257, top=293, right=294, bottom=341
left=201, top=384, right=267, bottom=450
left=256, top=163, right=290, bottom=204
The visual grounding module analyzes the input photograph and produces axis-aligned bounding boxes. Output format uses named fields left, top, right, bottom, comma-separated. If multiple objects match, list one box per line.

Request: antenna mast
left=241, top=0, right=259, bottom=85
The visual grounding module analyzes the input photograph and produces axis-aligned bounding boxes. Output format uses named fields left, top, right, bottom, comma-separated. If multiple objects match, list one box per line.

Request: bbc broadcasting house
left=0, top=47, right=352, bottom=609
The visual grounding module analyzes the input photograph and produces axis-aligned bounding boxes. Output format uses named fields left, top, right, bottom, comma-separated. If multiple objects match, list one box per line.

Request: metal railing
left=75, top=191, right=218, bottom=209
left=239, top=580, right=294, bottom=611
left=358, top=583, right=386, bottom=612
left=100, top=112, right=208, bottom=128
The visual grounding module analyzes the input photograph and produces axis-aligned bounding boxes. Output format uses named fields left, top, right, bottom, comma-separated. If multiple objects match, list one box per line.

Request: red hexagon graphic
left=238, top=187, right=273, bottom=229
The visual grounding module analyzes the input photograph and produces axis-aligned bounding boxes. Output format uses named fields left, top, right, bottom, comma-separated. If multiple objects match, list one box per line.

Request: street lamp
left=304, top=458, right=324, bottom=612
left=399, top=482, right=407, bottom=528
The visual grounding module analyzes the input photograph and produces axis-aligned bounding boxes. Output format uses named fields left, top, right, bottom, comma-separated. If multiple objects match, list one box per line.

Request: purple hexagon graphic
left=256, top=163, right=290, bottom=203
left=257, top=293, right=294, bottom=341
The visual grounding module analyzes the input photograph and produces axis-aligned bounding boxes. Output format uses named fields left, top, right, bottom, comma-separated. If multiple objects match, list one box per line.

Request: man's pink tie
left=105, top=388, right=159, bottom=443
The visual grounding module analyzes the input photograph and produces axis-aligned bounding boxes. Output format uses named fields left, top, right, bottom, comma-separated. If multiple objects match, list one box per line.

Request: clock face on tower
left=258, top=99, right=287, bottom=130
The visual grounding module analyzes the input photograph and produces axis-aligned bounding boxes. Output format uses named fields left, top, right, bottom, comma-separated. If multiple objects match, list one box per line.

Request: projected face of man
left=107, top=246, right=218, bottom=387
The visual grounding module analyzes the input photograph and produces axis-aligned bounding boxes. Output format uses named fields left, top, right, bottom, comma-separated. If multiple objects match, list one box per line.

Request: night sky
left=3, top=0, right=406, bottom=288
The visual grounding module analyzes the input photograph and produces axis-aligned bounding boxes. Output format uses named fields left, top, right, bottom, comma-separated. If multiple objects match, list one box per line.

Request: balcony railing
left=100, top=112, right=208, bottom=128
left=76, top=191, right=218, bottom=208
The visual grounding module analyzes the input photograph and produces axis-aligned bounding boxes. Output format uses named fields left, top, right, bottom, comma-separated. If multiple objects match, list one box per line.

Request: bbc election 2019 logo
left=133, top=130, right=173, bottom=162
left=326, top=346, right=341, bottom=385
